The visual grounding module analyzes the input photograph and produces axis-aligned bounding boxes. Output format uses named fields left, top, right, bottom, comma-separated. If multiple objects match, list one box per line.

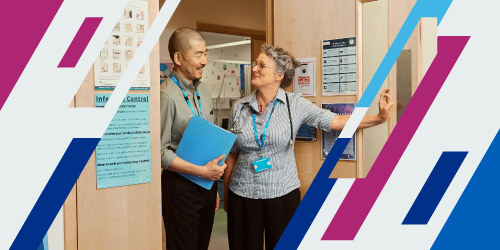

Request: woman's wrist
left=376, top=114, right=387, bottom=124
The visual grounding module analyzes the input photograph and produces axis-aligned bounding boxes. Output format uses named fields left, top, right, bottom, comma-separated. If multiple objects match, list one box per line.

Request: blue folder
left=176, top=115, right=237, bottom=189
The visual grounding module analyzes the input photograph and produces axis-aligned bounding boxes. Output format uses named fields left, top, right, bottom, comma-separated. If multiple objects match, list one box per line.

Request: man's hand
left=200, top=154, right=227, bottom=181
left=215, top=192, right=220, bottom=211
left=377, top=88, right=396, bottom=122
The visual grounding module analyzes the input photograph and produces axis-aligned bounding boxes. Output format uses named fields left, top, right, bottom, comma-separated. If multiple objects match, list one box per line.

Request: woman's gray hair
left=261, top=44, right=301, bottom=88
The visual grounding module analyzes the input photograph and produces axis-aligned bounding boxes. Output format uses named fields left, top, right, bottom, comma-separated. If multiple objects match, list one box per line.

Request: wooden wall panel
left=265, top=0, right=274, bottom=45
left=64, top=176, right=78, bottom=250
left=274, top=0, right=359, bottom=195
left=74, top=0, right=162, bottom=249
left=197, top=23, right=265, bottom=40
left=64, top=87, right=78, bottom=250
left=361, top=0, right=389, bottom=177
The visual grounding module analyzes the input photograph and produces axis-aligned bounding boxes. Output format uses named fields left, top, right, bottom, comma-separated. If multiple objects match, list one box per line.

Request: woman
left=223, top=44, right=394, bottom=250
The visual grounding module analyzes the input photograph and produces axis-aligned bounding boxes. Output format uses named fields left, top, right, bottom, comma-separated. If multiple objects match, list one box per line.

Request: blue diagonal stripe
left=276, top=0, right=453, bottom=249
left=9, top=138, right=100, bottom=250
left=358, top=0, right=452, bottom=107
left=431, top=130, right=500, bottom=249
left=403, top=152, right=467, bottom=225
left=275, top=138, right=348, bottom=249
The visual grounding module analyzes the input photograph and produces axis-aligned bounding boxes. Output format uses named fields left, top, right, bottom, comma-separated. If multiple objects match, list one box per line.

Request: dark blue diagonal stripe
left=10, top=138, right=100, bottom=250
left=275, top=138, right=350, bottom=249
left=431, top=130, right=500, bottom=249
left=402, top=151, right=468, bottom=225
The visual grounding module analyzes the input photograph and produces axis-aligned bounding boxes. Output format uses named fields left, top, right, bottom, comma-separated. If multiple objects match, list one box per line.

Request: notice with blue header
left=321, top=37, right=356, bottom=96
left=95, top=94, right=151, bottom=189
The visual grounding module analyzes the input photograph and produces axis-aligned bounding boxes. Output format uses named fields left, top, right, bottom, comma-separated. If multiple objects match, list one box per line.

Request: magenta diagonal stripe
left=0, top=0, right=64, bottom=111
left=58, top=17, right=102, bottom=68
left=321, top=36, right=470, bottom=241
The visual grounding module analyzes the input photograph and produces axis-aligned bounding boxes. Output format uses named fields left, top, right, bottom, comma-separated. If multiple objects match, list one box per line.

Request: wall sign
left=94, top=0, right=150, bottom=90
left=321, top=37, right=356, bottom=96
left=321, top=103, right=356, bottom=160
left=293, top=57, right=316, bottom=96
left=95, top=94, right=151, bottom=189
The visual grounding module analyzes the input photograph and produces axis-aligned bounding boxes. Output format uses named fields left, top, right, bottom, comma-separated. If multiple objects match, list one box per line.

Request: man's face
left=179, top=40, right=208, bottom=81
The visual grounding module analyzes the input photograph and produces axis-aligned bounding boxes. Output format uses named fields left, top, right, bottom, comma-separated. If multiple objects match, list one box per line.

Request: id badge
left=253, top=158, right=272, bottom=173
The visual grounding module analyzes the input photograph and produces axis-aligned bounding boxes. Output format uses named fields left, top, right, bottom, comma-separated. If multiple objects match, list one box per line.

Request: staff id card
left=253, top=158, right=272, bottom=172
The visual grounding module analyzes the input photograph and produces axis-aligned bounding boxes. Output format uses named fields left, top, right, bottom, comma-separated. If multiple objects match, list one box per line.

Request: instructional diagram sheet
left=321, top=37, right=356, bottom=96
left=94, top=0, right=150, bottom=90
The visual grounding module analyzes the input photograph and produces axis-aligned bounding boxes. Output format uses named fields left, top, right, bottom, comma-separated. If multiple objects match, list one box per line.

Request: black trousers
left=227, top=189, right=301, bottom=250
left=162, top=170, right=218, bottom=250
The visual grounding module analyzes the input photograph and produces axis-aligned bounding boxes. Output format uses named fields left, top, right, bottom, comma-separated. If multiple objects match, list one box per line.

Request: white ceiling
left=200, top=31, right=250, bottom=46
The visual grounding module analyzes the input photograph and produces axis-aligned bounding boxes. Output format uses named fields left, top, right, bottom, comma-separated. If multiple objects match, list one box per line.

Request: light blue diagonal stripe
left=358, top=0, right=452, bottom=107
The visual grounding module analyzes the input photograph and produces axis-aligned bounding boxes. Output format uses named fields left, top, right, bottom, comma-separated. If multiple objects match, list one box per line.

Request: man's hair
left=168, top=27, right=205, bottom=62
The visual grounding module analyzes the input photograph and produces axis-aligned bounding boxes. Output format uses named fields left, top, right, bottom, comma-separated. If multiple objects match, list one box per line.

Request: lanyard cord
left=285, top=93, right=294, bottom=146
left=170, top=74, right=203, bottom=117
left=252, top=92, right=295, bottom=154
left=253, top=99, right=279, bottom=154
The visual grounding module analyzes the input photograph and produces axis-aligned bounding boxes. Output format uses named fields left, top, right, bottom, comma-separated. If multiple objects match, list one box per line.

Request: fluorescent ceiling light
left=206, top=40, right=251, bottom=50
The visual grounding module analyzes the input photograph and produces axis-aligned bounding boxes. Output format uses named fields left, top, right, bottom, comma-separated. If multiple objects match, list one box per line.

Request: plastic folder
left=176, top=115, right=237, bottom=189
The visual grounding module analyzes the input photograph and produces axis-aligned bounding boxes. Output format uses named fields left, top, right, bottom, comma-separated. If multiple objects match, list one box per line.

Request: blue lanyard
left=170, top=74, right=203, bottom=117
left=253, top=99, right=279, bottom=155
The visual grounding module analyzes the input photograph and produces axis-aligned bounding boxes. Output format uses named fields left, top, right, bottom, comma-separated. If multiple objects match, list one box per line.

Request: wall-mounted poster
left=293, top=57, right=316, bottom=96
left=322, top=37, right=356, bottom=96
left=321, top=103, right=356, bottom=160
left=94, top=0, right=150, bottom=90
left=95, top=94, right=151, bottom=189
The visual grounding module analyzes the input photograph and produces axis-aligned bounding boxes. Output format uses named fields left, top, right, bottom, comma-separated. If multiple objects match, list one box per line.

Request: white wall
left=208, top=43, right=251, bottom=62
left=204, top=43, right=251, bottom=125
left=204, top=43, right=250, bottom=98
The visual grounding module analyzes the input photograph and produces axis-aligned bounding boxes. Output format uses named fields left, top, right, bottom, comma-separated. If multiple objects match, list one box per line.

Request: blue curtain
left=240, top=64, right=247, bottom=91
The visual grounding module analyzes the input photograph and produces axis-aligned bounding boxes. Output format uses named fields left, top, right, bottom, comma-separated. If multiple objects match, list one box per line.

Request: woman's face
left=251, top=53, right=281, bottom=89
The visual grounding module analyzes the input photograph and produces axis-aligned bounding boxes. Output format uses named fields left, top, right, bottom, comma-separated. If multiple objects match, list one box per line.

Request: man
left=160, top=27, right=226, bottom=250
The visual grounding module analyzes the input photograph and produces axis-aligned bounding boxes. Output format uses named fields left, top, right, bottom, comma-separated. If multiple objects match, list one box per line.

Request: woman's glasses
left=252, top=61, right=274, bottom=72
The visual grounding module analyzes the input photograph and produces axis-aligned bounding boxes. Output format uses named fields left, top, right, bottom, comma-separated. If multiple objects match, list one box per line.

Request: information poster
left=94, top=0, right=150, bottom=90
left=95, top=94, right=151, bottom=189
left=321, top=37, right=356, bottom=96
left=321, top=103, right=356, bottom=160
left=293, top=57, right=316, bottom=96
